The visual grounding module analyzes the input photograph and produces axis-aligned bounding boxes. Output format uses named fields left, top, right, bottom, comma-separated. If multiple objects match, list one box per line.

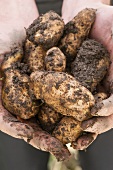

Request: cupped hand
left=62, top=0, right=113, bottom=150
left=0, top=10, right=70, bottom=161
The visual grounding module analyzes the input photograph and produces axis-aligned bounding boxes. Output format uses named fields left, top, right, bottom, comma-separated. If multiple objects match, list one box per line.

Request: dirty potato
left=26, top=11, right=65, bottom=49
left=24, top=39, right=46, bottom=72
left=38, top=103, right=63, bottom=133
left=30, top=71, right=95, bottom=121
left=1, top=46, right=23, bottom=72
left=59, top=8, right=96, bottom=63
left=45, top=47, right=66, bottom=72
left=1, top=48, right=39, bottom=119
left=52, top=117, right=82, bottom=144
left=2, top=68, right=39, bottom=119
left=71, top=39, right=110, bottom=92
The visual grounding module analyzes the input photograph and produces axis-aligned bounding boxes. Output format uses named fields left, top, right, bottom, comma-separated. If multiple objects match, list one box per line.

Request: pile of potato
left=1, top=9, right=110, bottom=151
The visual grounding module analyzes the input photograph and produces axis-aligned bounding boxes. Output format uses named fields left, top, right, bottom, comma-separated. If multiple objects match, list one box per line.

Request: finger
left=0, top=104, right=34, bottom=139
left=91, top=95, right=113, bottom=116
left=71, top=133, right=97, bottom=150
left=82, top=115, right=113, bottom=134
left=24, top=122, right=70, bottom=162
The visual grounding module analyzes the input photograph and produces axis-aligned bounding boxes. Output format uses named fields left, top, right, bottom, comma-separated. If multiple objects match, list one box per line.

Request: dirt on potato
left=26, top=11, right=64, bottom=50
left=71, top=39, right=110, bottom=92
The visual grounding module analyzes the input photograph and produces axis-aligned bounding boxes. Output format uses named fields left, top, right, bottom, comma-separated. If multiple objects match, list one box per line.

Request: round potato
left=26, top=11, right=64, bottom=49
left=38, top=103, right=63, bottom=133
left=45, top=47, right=66, bottom=72
left=52, top=117, right=82, bottom=144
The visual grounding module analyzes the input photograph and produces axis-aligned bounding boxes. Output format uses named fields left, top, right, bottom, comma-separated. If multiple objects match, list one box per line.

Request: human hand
left=0, top=2, right=70, bottom=161
left=62, top=0, right=113, bottom=150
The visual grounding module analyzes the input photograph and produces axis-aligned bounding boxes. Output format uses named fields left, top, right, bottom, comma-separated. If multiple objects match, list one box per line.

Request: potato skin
left=26, top=11, right=64, bottom=49
left=2, top=68, right=39, bottom=119
left=24, top=39, right=46, bottom=72
left=71, top=39, right=110, bottom=92
left=30, top=71, right=95, bottom=121
left=45, top=47, right=66, bottom=72
left=52, top=117, right=82, bottom=144
left=1, top=46, right=23, bottom=72
left=38, top=103, right=63, bottom=133
left=59, top=8, right=96, bottom=63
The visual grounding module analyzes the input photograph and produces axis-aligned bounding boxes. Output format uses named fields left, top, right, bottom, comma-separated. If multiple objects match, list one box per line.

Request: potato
left=71, top=39, right=110, bottom=92
left=45, top=47, right=66, bottom=72
left=26, top=11, right=64, bottom=49
left=30, top=71, right=95, bottom=121
left=59, top=8, right=96, bottom=63
left=38, top=103, right=63, bottom=133
left=24, top=39, right=46, bottom=72
left=52, top=117, right=82, bottom=144
left=1, top=48, right=39, bottom=119
left=1, top=46, right=23, bottom=72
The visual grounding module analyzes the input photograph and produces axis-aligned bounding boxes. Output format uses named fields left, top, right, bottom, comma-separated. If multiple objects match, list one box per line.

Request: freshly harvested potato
left=45, top=47, right=66, bottom=72
left=24, top=39, right=46, bottom=72
left=26, top=11, right=64, bottom=49
left=2, top=68, right=39, bottom=119
left=52, top=117, right=82, bottom=144
left=59, top=8, right=96, bottom=63
left=38, top=103, right=63, bottom=133
left=1, top=48, right=39, bottom=119
left=1, top=46, right=23, bottom=72
left=30, top=71, right=95, bottom=121
left=71, top=39, right=110, bottom=92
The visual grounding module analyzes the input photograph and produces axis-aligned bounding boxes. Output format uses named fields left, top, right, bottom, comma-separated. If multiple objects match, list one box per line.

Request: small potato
left=24, top=39, right=46, bottom=72
left=45, top=47, right=66, bottom=72
left=52, top=117, right=82, bottom=144
left=59, top=8, right=96, bottom=63
left=30, top=71, right=95, bottom=121
left=26, top=11, right=64, bottom=49
left=71, top=39, right=110, bottom=92
left=1, top=46, right=23, bottom=72
left=38, top=103, right=63, bottom=133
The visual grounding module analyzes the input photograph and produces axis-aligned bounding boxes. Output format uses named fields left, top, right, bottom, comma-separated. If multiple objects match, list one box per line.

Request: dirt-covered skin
left=24, top=39, right=46, bottom=72
left=2, top=68, right=39, bottom=119
left=38, top=103, right=63, bottom=133
left=59, top=8, right=96, bottom=63
left=45, top=47, right=66, bottom=72
left=71, top=39, right=110, bottom=92
left=26, top=11, right=65, bottom=50
left=52, top=116, right=82, bottom=144
left=30, top=71, right=95, bottom=121
left=1, top=47, right=39, bottom=119
left=1, top=46, right=23, bottom=72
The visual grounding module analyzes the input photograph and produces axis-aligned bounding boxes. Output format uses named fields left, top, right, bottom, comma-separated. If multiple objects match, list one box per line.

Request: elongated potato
left=52, top=117, right=82, bottom=144
left=38, top=103, right=63, bottom=133
left=71, top=39, right=110, bottom=92
left=30, top=71, right=95, bottom=121
left=59, top=8, right=96, bottom=63
left=26, top=11, right=64, bottom=49
left=45, top=47, right=66, bottom=72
